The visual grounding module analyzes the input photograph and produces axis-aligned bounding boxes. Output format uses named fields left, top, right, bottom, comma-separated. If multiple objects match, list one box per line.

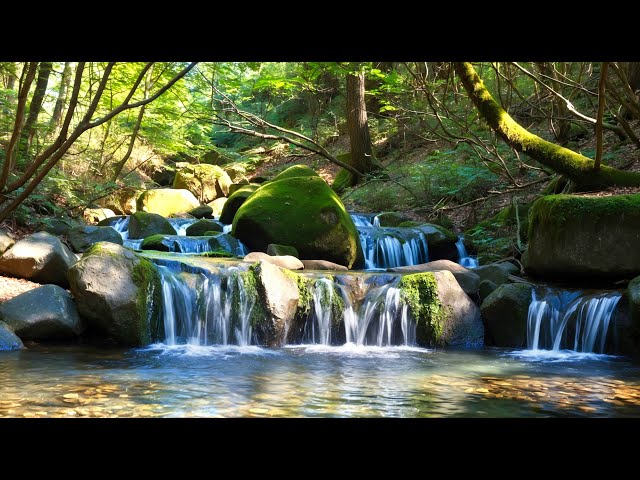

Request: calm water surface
left=1, top=344, right=639, bottom=418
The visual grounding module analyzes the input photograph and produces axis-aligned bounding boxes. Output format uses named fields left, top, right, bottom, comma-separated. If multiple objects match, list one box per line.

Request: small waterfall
left=357, top=226, right=429, bottom=269
left=455, top=235, right=478, bottom=269
left=302, top=278, right=336, bottom=345
left=350, top=213, right=377, bottom=227
left=167, top=218, right=199, bottom=236
left=526, top=287, right=621, bottom=354
left=143, top=235, right=247, bottom=255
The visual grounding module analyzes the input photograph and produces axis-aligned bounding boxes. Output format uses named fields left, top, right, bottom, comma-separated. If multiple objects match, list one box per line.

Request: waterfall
left=302, top=278, right=336, bottom=345
left=455, top=235, right=478, bottom=268
left=526, top=287, right=621, bottom=354
left=357, top=226, right=429, bottom=269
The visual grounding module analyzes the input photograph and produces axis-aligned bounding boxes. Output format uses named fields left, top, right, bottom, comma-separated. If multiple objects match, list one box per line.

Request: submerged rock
left=67, top=226, right=123, bottom=253
left=243, top=252, right=304, bottom=270
left=391, top=259, right=480, bottom=297
left=0, top=321, right=24, bottom=351
left=480, top=283, right=534, bottom=348
left=173, top=164, right=232, bottom=203
left=68, top=242, right=162, bottom=346
left=233, top=173, right=363, bottom=269
left=128, top=212, right=176, bottom=240
left=140, top=233, right=246, bottom=256
left=0, top=285, right=84, bottom=340
left=137, top=189, right=200, bottom=218
left=523, top=194, right=640, bottom=281
left=0, top=232, right=77, bottom=288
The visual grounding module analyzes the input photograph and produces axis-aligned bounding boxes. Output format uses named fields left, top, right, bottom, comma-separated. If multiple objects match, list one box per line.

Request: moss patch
left=131, top=256, right=163, bottom=343
left=331, top=167, right=355, bottom=194
left=197, top=250, right=234, bottom=258
left=140, top=234, right=171, bottom=251
left=219, top=184, right=260, bottom=224
left=398, top=272, right=446, bottom=345
left=271, top=164, right=319, bottom=182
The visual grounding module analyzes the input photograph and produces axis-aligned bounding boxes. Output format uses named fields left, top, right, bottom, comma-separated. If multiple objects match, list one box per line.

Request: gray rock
left=128, top=212, right=177, bottom=240
left=67, top=226, right=123, bottom=253
left=243, top=252, right=304, bottom=270
left=481, top=283, right=534, bottom=348
left=478, top=279, right=498, bottom=302
left=0, top=321, right=24, bottom=351
left=473, top=264, right=511, bottom=287
left=0, top=232, right=77, bottom=287
left=0, top=285, right=83, bottom=340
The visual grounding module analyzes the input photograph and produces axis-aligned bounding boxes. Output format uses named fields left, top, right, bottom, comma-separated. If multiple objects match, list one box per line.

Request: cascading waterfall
left=302, top=278, right=336, bottom=345
left=357, top=226, right=429, bottom=269
left=455, top=235, right=479, bottom=268
left=526, top=287, right=621, bottom=353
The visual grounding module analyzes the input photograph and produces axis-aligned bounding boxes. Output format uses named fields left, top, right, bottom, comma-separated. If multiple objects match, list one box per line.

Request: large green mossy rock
left=271, top=164, right=319, bottom=182
left=67, top=226, right=123, bottom=253
left=128, top=212, right=176, bottom=240
left=0, top=285, right=84, bottom=340
left=173, top=164, right=232, bottom=203
left=185, top=219, right=223, bottom=236
left=219, top=184, right=260, bottom=224
left=0, top=321, right=23, bottom=351
left=137, top=189, right=201, bottom=218
left=480, top=283, right=533, bottom=348
left=0, top=232, right=77, bottom=288
left=233, top=175, right=364, bottom=269
left=399, top=270, right=483, bottom=347
left=67, top=242, right=162, bottom=347
left=331, top=154, right=355, bottom=194
left=522, top=194, right=640, bottom=281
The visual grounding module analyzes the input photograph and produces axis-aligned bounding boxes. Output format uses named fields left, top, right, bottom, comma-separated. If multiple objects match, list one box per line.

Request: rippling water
left=0, top=345, right=639, bottom=417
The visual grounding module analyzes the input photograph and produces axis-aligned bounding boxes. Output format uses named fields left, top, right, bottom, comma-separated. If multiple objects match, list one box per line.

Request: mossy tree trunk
left=346, top=72, right=376, bottom=182
left=454, top=62, right=640, bottom=188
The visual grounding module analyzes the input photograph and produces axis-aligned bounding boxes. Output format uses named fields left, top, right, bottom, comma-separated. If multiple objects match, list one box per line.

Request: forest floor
left=0, top=276, right=40, bottom=302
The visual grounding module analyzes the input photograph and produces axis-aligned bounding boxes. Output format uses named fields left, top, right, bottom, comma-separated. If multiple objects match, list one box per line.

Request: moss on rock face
left=398, top=272, right=445, bottom=345
left=272, top=165, right=319, bottom=182
left=140, top=234, right=171, bottom=252
left=185, top=219, right=223, bottom=236
left=232, top=175, right=364, bottom=269
left=137, top=189, right=201, bottom=218
left=173, top=164, right=232, bottom=203
left=331, top=167, right=355, bottom=194
left=219, top=184, right=261, bottom=224
left=128, top=212, right=176, bottom=240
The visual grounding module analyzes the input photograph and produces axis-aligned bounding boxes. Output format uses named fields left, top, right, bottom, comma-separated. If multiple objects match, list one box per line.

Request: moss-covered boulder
left=0, top=285, right=84, bottom=340
left=39, top=216, right=83, bottom=236
left=219, top=184, right=260, bottom=224
left=399, top=270, right=483, bottom=347
left=189, top=205, right=213, bottom=219
left=67, top=226, right=123, bottom=253
left=128, top=212, right=176, bottom=240
left=137, top=189, right=200, bottom=218
left=67, top=242, right=162, bottom=346
left=103, top=187, right=141, bottom=215
left=478, top=279, right=498, bottom=302
left=185, top=219, right=223, bottom=236
left=0, top=232, right=77, bottom=288
left=228, top=182, right=250, bottom=196
left=201, top=146, right=236, bottom=166
left=141, top=234, right=246, bottom=256
left=233, top=175, right=364, bottom=269
left=523, top=194, right=640, bottom=281
left=266, top=244, right=299, bottom=257
left=0, top=321, right=23, bottom=351
left=271, top=164, right=319, bottom=182
left=375, top=212, right=411, bottom=227
left=222, top=163, right=249, bottom=183
left=391, top=259, right=480, bottom=297
left=331, top=154, right=355, bottom=193
left=480, top=283, right=533, bottom=348
left=0, top=228, right=15, bottom=255
left=173, top=164, right=232, bottom=203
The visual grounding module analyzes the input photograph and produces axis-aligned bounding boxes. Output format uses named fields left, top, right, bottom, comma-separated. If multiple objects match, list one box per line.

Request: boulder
left=0, top=232, right=77, bottom=288
left=141, top=233, right=246, bottom=256
left=103, top=187, right=140, bottom=215
left=233, top=175, right=363, bottom=269
left=67, top=226, right=123, bottom=253
left=189, top=205, right=214, bottom=219
left=478, top=279, right=498, bottom=302
left=266, top=244, right=299, bottom=257
left=83, top=208, right=115, bottom=224
left=40, top=216, right=84, bottom=236
left=523, top=194, right=640, bottom=281
left=228, top=182, right=250, bottom=196
left=473, top=264, right=511, bottom=287
left=0, top=228, right=15, bottom=255
left=331, top=166, right=354, bottom=194
left=480, top=283, right=534, bottom=348
left=390, top=259, right=480, bottom=297
left=208, top=197, right=228, bottom=218
left=271, top=164, right=319, bottom=182
left=201, top=147, right=235, bottom=166
left=151, top=165, right=176, bottom=186
left=375, top=212, right=410, bottom=227
left=173, top=164, right=232, bottom=203
left=301, top=259, right=348, bottom=271
left=185, top=219, right=223, bottom=236
left=0, top=285, right=84, bottom=340
left=219, top=184, right=260, bottom=224
left=243, top=252, right=304, bottom=270
left=249, top=260, right=300, bottom=346
left=413, top=224, right=459, bottom=261
left=67, top=242, right=162, bottom=346
left=0, top=321, right=23, bottom=351
left=222, top=163, right=249, bottom=183
left=399, top=270, right=483, bottom=347
left=137, top=189, right=200, bottom=217
left=128, top=212, right=176, bottom=240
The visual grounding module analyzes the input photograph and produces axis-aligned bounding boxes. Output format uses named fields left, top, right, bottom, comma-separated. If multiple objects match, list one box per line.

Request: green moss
left=197, top=250, right=234, bottom=258
left=398, top=221, right=424, bottom=228
left=131, top=257, right=162, bottom=343
left=173, top=163, right=232, bottom=202
left=129, top=211, right=176, bottom=239
left=185, top=219, right=222, bottom=236
left=236, top=266, right=267, bottom=329
left=375, top=212, right=410, bottom=227
left=271, top=164, right=319, bottom=182
left=140, top=234, right=171, bottom=251
left=282, top=269, right=313, bottom=318
left=331, top=167, right=355, bottom=194
left=398, top=272, right=446, bottom=345
left=219, top=184, right=260, bottom=224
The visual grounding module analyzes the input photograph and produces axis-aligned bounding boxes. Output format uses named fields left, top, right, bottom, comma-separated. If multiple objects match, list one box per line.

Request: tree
left=453, top=62, right=640, bottom=188
left=345, top=71, right=376, bottom=181
left=50, top=62, right=73, bottom=135
left=18, top=62, right=52, bottom=159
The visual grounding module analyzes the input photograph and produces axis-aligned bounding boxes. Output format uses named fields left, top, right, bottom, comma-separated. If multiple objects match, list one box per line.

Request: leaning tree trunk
left=346, top=72, right=376, bottom=182
left=454, top=62, right=640, bottom=188
left=50, top=62, right=72, bottom=135
left=18, top=61, right=52, bottom=160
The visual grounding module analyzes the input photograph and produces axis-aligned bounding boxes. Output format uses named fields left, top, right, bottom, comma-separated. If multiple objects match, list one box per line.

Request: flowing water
left=456, top=235, right=479, bottom=268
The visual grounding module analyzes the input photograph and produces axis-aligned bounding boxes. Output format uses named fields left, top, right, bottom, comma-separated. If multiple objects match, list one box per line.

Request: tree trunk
left=454, top=62, right=640, bottom=188
left=18, top=62, right=52, bottom=160
left=50, top=62, right=72, bottom=134
left=594, top=62, right=609, bottom=170
left=346, top=72, right=375, bottom=183
left=536, top=62, right=571, bottom=144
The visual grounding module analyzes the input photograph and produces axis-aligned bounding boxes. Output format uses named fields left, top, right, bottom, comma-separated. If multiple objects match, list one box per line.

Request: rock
left=151, top=165, right=176, bottom=186
left=271, top=164, right=319, bottom=182
left=0, top=285, right=84, bottom=340
left=243, top=252, right=304, bottom=270
left=185, top=219, right=223, bottom=236
left=473, top=264, right=511, bottom=287
left=83, top=208, right=116, bottom=224
left=250, top=260, right=300, bottom=346
left=375, top=212, right=410, bottom=227
left=413, top=224, right=459, bottom=261
left=128, top=212, right=176, bottom=240
left=0, top=228, right=15, bottom=255
left=0, top=321, right=23, bottom=351
left=169, top=212, right=194, bottom=219
left=67, top=226, right=123, bottom=253
left=399, top=270, right=483, bottom=347
left=219, top=184, right=260, bottom=224
left=480, top=283, right=534, bottom=348
left=103, top=187, right=140, bottom=215
left=208, top=197, right=228, bottom=218
left=523, top=194, right=640, bottom=281
left=222, top=163, right=249, bottom=183
left=201, top=147, right=235, bottom=166
left=228, top=182, right=250, bottom=196
left=141, top=233, right=246, bottom=256
left=136, top=189, right=200, bottom=217
left=0, top=232, right=77, bottom=288
left=331, top=166, right=355, bottom=194
left=233, top=174, right=364, bottom=269
left=628, top=276, right=640, bottom=355
left=67, top=242, right=162, bottom=346
left=390, top=259, right=480, bottom=297
left=496, top=261, right=520, bottom=276
left=189, top=205, right=214, bottom=219
left=478, top=279, right=498, bottom=302
left=266, top=244, right=299, bottom=257
left=173, top=164, right=232, bottom=203
left=97, top=215, right=127, bottom=227
left=301, top=259, right=349, bottom=271
left=40, top=217, right=84, bottom=236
